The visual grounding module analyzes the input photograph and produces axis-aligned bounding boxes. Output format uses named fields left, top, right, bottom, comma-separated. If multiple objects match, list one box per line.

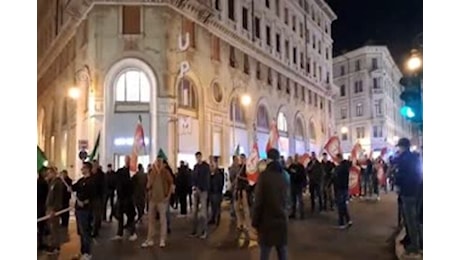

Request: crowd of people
left=37, top=138, right=422, bottom=260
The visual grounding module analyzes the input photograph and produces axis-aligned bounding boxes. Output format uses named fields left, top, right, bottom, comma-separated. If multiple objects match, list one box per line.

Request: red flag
left=130, top=115, right=146, bottom=172
left=246, top=142, right=260, bottom=185
left=265, top=119, right=279, bottom=152
left=351, top=142, right=363, bottom=161
left=324, top=136, right=342, bottom=163
left=349, top=165, right=361, bottom=196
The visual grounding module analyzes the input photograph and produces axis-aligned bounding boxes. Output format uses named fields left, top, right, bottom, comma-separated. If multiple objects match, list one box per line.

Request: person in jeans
left=72, top=162, right=97, bottom=260
left=190, top=151, right=211, bottom=239
left=334, top=153, right=353, bottom=229
left=45, top=167, right=64, bottom=255
left=209, top=160, right=224, bottom=226
left=394, top=138, right=422, bottom=258
left=252, top=149, right=289, bottom=260
left=141, top=154, right=173, bottom=248
left=362, top=155, right=373, bottom=198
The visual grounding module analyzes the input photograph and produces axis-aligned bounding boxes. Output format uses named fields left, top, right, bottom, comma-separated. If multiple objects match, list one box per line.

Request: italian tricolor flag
left=130, top=115, right=147, bottom=172
left=88, top=131, right=101, bottom=161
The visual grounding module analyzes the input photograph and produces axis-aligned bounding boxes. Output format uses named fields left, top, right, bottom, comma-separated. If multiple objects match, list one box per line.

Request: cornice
left=38, top=0, right=331, bottom=95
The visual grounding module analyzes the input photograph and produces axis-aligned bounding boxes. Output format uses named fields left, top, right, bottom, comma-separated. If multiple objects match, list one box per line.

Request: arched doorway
left=294, top=114, right=307, bottom=154
left=106, top=65, right=153, bottom=169
left=177, top=77, right=200, bottom=167
left=277, top=111, right=289, bottom=157
left=256, top=104, right=270, bottom=158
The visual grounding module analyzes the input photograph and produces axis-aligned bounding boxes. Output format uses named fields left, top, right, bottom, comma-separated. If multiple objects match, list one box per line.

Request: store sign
left=114, top=137, right=150, bottom=147
left=178, top=33, right=190, bottom=78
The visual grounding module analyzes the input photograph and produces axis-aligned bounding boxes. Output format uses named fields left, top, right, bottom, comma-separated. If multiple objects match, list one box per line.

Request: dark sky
left=326, top=0, right=423, bottom=67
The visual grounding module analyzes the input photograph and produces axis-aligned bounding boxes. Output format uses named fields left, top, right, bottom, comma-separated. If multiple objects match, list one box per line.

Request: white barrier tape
left=37, top=207, right=73, bottom=222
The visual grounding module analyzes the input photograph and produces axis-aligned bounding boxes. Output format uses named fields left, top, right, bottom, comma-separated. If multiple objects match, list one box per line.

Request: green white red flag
left=130, top=115, right=146, bottom=172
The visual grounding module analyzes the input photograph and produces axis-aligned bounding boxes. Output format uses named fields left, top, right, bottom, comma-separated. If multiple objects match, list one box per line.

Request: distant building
left=333, top=46, right=413, bottom=156
left=37, top=0, right=337, bottom=178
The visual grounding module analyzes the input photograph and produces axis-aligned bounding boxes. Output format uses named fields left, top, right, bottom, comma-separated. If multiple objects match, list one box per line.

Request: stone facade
left=37, top=0, right=337, bottom=178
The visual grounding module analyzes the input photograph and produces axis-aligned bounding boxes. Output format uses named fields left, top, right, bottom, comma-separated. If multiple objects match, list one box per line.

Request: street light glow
left=240, top=94, right=251, bottom=107
left=68, top=87, right=81, bottom=100
left=407, top=56, right=422, bottom=71
left=340, top=126, right=348, bottom=134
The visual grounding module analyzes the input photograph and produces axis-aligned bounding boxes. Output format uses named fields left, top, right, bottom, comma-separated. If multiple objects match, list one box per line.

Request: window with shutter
left=122, top=6, right=141, bottom=35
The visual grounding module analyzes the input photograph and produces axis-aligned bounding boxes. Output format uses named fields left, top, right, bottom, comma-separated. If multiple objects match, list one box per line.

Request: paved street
left=39, top=193, right=398, bottom=260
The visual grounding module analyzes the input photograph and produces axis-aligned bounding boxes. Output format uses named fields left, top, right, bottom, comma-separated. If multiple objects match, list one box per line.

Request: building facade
left=333, top=46, right=413, bottom=156
left=37, top=0, right=337, bottom=179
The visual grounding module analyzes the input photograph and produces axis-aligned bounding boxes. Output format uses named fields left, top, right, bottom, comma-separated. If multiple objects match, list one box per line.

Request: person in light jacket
left=141, top=154, right=173, bottom=248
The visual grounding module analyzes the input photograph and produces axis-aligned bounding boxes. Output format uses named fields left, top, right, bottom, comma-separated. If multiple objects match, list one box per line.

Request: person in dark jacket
left=307, top=152, right=324, bottom=212
left=334, top=153, right=353, bottom=229
left=288, top=155, right=307, bottom=219
left=45, top=167, right=64, bottom=254
left=362, top=155, right=373, bottom=198
left=112, top=156, right=137, bottom=241
left=72, top=161, right=97, bottom=260
left=252, top=148, right=289, bottom=260
left=104, top=164, right=116, bottom=222
left=321, top=153, right=336, bottom=211
left=60, top=170, right=73, bottom=228
left=393, top=138, right=422, bottom=258
left=176, top=161, right=191, bottom=216
left=90, top=161, right=105, bottom=237
left=132, top=163, right=147, bottom=222
left=209, top=160, right=224, bottom=225
left=190, top=151, right=211, bottom=239
left=37, top=167, right=49, bottom=251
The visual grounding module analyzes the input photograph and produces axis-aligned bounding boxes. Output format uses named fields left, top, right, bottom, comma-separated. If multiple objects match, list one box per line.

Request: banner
left=246, top=143, right=260, bottom=185
left=349, top=165, right=361, bottom=196
left=265, top=119, right=279, bottom=152
left=324, top=136, right=342, bottom=163
left=130, top=115, right=147, bottom=172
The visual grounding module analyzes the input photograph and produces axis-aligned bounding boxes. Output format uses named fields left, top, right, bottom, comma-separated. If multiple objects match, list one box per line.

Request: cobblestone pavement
left=38, top=193, right=398, bottom=260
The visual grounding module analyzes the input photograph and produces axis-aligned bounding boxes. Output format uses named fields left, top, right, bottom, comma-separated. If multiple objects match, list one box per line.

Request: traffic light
left=399, top=75, right=422, bottom=123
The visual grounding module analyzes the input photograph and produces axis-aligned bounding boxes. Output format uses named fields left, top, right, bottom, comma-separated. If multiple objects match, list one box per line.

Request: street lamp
left=406, top=50, right=422, bottom=72
left=240, top=94, right=252, bottom=107
left=68, top=87, right=81, bottom=100
left=340, top=126, right=348, bottom=134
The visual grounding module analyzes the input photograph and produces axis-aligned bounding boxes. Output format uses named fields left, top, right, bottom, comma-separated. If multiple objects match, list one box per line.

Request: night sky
left=326, top=0, right=423, bottom=67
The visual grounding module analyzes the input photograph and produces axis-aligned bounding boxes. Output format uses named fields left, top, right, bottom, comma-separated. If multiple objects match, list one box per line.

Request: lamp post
left=232, top=93, right=252, bottom=154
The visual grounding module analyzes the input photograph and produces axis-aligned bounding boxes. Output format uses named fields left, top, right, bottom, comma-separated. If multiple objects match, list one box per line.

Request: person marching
left=141, top=153, right=173, bottom=248
left=72, top=161, right=97, bottom=260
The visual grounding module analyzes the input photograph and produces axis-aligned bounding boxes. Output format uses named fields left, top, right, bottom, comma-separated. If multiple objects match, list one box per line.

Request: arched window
left=309, top=120, right=317, bottom=141
left=229, top=97, right=245, bottom=123
left=295, top=117, right=304, bottom=138
left=256, top=105, right=270, bottom=129
left=178, top=78, right=197, bottom=110
left=115, top=69, right=150, bottom=102
left=277, top=112, right=288, bottom=133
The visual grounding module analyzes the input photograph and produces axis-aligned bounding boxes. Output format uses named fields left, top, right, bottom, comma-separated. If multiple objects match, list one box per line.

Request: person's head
left=107, top=163, right=112, bottom=171
left=38, top=167, right=48, bottom=179
left=124, top=156, right=131, bottom=167
left=396, top=138, right=411, bottom=152
left=180, top=160, right=185, bottom=167
left=81, top=162, right=92, bottom=177
left=311, top=152, right=316, bottom=159
left=46, top=167, right=58, bottom=180
left=60, top=169, right=68, bottom=178
left=336, top=153, right=344, bottom=163
left=240, top=153, right=247, bottom=164
left=232, top=155, right=239, bottom=165
left=267, top=148, right=281, bottom=162
left=138, top=163, right=143, bottom=172
left=195, top=151, right=202, bottom=163
left=156, top=156, right=165, bottom=168
left=286, top=156, right=293, bottom=165
left=322, top=152, right=328, bottom=161
left=294, top=154, right=299, bottom=163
